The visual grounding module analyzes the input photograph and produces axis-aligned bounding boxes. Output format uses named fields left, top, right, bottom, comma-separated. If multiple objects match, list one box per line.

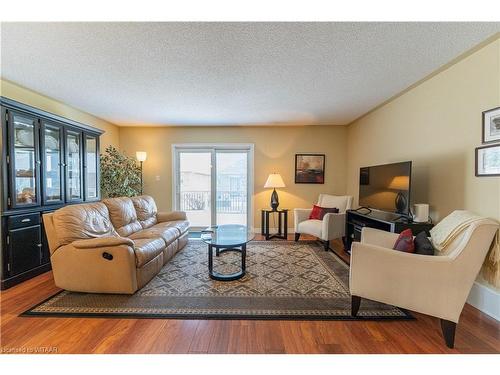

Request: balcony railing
left=180, top=191, right=246, bottom=213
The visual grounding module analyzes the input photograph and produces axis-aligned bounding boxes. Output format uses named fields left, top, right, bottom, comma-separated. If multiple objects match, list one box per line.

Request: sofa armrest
left=157, top=211, right=187, bottom=223
left=360, top=227, right=401, bottom=248
left=50, top=242, right=138, bottom=294
left=72, top=236, right=134, bottom=249
left=322, top=213, right=346, bottom=240
left=294, top=208, right=312, bottom=230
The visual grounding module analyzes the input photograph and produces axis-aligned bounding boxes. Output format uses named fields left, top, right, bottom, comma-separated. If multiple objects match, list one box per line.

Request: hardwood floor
left=1, top=237, right=499, bottom=354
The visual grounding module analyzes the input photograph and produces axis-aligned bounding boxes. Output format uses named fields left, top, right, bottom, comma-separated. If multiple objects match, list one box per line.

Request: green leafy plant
left=100, top=145, right=142, bottom=198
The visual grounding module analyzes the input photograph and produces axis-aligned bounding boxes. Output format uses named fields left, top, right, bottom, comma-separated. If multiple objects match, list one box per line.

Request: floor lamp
left=136, top=151, right=147, bottom=195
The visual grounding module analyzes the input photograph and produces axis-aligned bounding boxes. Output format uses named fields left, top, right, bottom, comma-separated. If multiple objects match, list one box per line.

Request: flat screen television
left=359, top=161, right=412, bottom=215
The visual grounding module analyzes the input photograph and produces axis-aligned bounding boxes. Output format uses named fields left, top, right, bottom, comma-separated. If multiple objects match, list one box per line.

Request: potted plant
left=100, top=146, right=142, bottom=198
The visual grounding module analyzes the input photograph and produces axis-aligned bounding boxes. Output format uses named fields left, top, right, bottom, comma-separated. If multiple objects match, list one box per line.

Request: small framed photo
left=476, top=144, right=500, bottom=177
left=482, top=107, right=500, bottom=144
left=295, top=154, right=325, bottom=184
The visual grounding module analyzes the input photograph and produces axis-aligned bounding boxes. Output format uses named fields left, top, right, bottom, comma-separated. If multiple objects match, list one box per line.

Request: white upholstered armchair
left=294, top=194, right=353, bottom=251
left=349, top=216, right=498, bottom=348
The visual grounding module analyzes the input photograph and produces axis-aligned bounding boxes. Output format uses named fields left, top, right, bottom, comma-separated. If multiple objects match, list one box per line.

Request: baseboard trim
left=466, top=281, right=499, bottom=321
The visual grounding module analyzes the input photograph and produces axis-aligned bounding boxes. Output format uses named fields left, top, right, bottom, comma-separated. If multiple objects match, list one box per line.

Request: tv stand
left=345, top=209, right=433, bottom=253
left=353, top=206, right=372, bottom=214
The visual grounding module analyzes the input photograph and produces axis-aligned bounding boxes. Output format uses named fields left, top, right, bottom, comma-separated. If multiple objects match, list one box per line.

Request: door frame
left=172, top=143, right=254, bottom=231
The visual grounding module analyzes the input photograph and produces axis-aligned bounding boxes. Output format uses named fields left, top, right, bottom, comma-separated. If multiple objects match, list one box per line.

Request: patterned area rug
left=23, top=240, right=412, bottom=320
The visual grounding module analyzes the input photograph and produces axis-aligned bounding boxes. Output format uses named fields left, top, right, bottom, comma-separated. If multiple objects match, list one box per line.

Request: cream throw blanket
left=430, top=210, right=484, bottom=251
left=430, top=210, right=499, bottom=288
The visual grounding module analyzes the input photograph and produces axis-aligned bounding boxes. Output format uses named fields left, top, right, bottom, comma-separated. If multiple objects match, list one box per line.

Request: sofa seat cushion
left=130, top=225, right=179, bottom=247
left=102, top=197, right=142, bottom=237
left=132, top=237, right=165, bottom=267
left=131, top=195, right=158, bottom=229
left=157, top=220, right=189, bottom=236
left=297, top=219, right=323, bottom=238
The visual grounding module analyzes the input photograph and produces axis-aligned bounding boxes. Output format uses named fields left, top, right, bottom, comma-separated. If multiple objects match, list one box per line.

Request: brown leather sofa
left=43, top=195, right=189, bottom=294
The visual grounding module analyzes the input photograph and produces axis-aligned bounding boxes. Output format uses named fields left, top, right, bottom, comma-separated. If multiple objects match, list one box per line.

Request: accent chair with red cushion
left=294, top=194, right=353, bottom=251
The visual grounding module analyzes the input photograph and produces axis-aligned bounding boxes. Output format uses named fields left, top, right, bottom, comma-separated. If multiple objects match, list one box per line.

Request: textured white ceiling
left=1, top=22, right=499, bottom=126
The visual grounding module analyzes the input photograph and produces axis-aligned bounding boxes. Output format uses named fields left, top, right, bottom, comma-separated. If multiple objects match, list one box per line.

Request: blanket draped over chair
left=430, top=210, right=484, bottom=251
left=483, top=230, right=500, bottom=287
left=430, top=210, right=499, bottom=288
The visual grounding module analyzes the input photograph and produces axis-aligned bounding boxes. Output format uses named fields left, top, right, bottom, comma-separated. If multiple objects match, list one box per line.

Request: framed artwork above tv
left=295, top=154, right=325, bottom=184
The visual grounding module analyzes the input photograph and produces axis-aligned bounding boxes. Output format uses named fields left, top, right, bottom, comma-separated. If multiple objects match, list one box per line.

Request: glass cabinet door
left=8, top=111, right=40, bottom=208
left=41, top=121, right=64, bottom=204
left=65, top=129, right=83, bottom=202
left=84, top=134, right=99, bottom=201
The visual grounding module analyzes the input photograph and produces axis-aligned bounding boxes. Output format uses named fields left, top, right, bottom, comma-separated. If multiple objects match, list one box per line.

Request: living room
left=1, top=2, right=499, bottom=371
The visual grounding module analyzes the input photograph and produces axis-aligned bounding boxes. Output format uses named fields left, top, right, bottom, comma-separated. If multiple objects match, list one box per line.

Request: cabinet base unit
left=1, top=262, right=52, bottom=290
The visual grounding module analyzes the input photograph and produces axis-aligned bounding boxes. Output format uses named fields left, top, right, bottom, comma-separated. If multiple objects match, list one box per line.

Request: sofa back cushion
left=52, top=202, right=117, bottom=248
left=102, top=197, right=143, bottom=237
left=131, top=195, right=158, bottom=228
left=317, top=194, right=352, bottom=213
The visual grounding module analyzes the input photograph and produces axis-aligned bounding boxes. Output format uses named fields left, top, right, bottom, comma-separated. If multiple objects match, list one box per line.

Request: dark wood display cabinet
left=1, top=97, right=103, bottom=289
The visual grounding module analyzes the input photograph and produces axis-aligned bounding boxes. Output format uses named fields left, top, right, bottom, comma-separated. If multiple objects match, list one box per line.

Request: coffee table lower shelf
left=208, top=243, right=247, bottom=281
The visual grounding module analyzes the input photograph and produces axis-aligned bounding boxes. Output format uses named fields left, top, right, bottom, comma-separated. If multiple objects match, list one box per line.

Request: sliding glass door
left=216, top=151, right=248, bottom=226
left=178, top=151, right=212, bottom=228
left=173, top=144, right=253, bottom=231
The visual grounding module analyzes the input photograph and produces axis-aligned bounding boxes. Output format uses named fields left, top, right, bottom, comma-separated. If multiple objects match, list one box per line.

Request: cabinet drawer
left=7, top=213, right=41, bottom=229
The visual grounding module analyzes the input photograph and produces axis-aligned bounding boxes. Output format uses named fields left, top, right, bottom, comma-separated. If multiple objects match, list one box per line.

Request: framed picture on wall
left=295, top=154, right=325, bottom=184
left=476, top=144, right=500, bottom=177
left=482, top=107, right=500, bottom=144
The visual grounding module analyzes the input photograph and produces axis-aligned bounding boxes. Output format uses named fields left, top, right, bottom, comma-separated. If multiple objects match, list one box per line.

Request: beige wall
left=347, top=38, right=500, bottom=288
left=119, top=125, right=348, bottom=228
left=3, top=38, right=498, bottom=290
left=0, top=79, right=120, bottom=150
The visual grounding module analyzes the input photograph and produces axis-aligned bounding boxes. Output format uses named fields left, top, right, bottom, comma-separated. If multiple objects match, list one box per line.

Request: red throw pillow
left=309, top=205, right=339, bottom=220
left=393, top=229, right=415, bottom=253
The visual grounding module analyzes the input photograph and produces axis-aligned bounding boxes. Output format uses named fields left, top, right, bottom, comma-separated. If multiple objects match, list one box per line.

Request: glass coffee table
left=201, top=224, right=254, bottom=281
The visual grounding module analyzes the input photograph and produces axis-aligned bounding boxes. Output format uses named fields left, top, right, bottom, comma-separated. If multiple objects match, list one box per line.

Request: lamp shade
left=136, top=151, right=147, bottom=162
left=388, top=175, right=409, bottom=190
left=264, top=173, right=285, bottom=188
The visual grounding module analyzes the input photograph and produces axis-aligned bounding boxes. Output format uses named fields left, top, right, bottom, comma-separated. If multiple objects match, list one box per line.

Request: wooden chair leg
left=324, top=240, right=329, bottom=251
left=295, top=233, right=301, bottom=242
left=440, top=319, right=456, bottom=349
left=351, top=295, right=361, bottom=317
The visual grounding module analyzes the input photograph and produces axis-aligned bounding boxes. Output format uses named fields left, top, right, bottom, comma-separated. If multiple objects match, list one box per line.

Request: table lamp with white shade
left=136, top=151, right=147, bottom=194
left=264, top=173, right=286, bottom=211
